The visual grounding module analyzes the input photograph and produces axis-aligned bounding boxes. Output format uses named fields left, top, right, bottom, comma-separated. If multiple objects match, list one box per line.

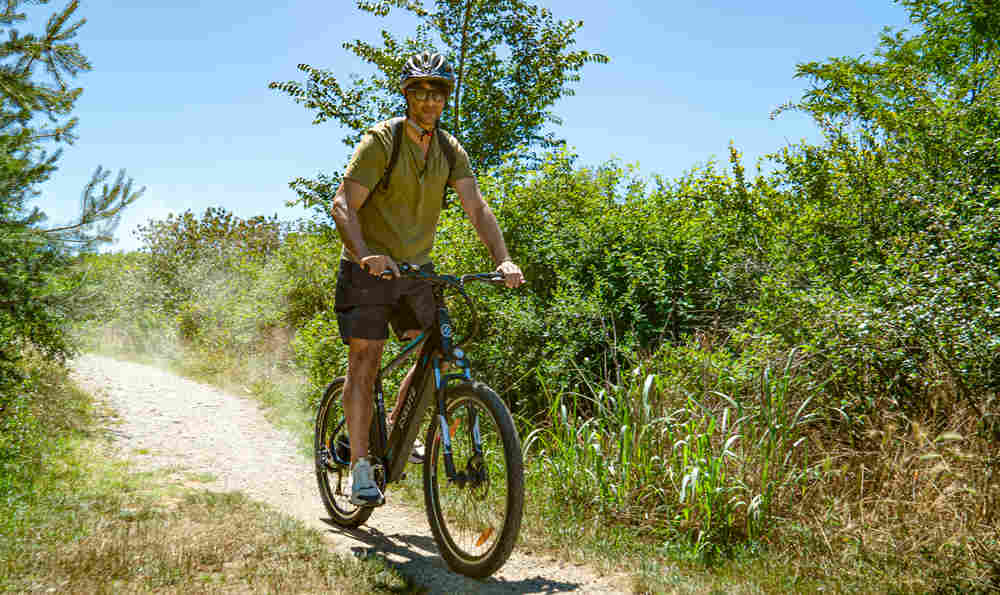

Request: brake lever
left=484, top=272, right=507, bottom=285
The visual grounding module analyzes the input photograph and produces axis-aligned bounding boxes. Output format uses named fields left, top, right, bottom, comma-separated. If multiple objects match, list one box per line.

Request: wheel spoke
left=315, top=377, right=374, bottom=527
left=424, top=385, right=522, bottom=577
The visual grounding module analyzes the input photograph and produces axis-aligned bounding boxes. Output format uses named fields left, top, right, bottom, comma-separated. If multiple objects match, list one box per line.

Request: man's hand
left=496, top=260, right=525, bottom=289
left=361, top=254, right=400, bottom=279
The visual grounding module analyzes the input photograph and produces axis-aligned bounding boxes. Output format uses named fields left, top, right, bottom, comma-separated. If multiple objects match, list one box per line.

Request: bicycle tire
left=423, top=381, right=524, bottom=578
left=314, top=376, right=374, bottom=527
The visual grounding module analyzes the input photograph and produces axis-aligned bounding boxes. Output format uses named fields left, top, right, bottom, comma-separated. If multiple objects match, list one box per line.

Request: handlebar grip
left=362, top=262, right=397, bottom=280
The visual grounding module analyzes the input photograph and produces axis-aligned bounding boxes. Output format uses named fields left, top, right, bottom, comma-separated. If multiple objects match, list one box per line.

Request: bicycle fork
left=432, top=356, right=485, bottom=486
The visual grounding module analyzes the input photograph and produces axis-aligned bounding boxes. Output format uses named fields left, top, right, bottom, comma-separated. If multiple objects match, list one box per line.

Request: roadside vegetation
left=72, top=2, right=1000, bottom=592
left=5, top=0, right=999, bottom=593
left=0, top=357, right=413, bottom=594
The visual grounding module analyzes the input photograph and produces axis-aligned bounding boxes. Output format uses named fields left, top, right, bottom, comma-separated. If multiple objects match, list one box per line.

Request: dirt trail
left=71, top=354, right=629, bottom=594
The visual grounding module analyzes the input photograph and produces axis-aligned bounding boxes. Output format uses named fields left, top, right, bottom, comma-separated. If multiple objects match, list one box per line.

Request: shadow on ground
left=321, top=518, right=587, bottom=594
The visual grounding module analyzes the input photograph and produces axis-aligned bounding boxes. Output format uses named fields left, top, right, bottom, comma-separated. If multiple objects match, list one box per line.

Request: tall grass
left=523, top=350, right=818, bottom=557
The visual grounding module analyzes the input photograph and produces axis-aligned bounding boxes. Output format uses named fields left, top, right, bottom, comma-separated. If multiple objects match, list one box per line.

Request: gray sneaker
left=409, top=439, right=425, bottom=464
left=350, top=457, right=384, bottom=507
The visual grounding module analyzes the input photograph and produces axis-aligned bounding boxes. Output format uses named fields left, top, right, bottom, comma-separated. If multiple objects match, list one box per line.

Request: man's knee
left=347, top=338, right=385, bottom=378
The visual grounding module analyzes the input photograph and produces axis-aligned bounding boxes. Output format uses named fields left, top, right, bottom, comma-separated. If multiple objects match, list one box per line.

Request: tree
left=134, top=207, right=284, bottom=315
left=269, top=0, right=607, bottom=218
left=765, top=0, right=1000, bottom=413
left=1, top=0, right=142, bottom=386
left=781, top=0, right=999, bottom=188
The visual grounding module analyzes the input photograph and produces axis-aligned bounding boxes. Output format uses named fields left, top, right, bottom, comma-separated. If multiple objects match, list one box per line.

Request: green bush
left=292, top=309, right=347, bottom=403
left=427, top=149, right=773, bottom=414
left=0, top=357, right=92, bottom=506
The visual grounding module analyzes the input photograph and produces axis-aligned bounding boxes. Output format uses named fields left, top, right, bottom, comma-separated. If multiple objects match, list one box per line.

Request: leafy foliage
left=133, top=207, right=284, bottom=316
left=268, top=0, right=607, bottom=219
left=1, top=0, right=140, bottom=488
left=759, top=0, right=1000, bottom=418
left=429, top=149, right=771, bottom=412
left=1, top=0, right=141, bottom=379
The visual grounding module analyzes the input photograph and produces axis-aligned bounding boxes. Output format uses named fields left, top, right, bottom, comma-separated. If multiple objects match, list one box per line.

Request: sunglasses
left=407, top=88, right=448, bottom=103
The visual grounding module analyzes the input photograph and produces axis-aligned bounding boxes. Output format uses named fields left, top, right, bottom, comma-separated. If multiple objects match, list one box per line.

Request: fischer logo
left=397, top=385, right=418, bottom=432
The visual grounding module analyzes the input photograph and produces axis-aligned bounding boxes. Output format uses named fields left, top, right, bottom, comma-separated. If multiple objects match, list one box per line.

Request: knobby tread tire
left=314, top=376, right=374, bottom=528
left=422, top=381, right=524, bottom=578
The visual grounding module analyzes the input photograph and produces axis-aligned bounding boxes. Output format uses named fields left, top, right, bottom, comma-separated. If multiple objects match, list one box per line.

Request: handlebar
left=393, top=262, right=506, bottom=348
left=394, top=262, right=506, bottom=286
left=366, top=262, right=506, bottom=285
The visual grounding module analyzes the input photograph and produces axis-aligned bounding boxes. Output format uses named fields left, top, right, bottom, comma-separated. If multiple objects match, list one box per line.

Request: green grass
left=0, top=360, right=416, bottom=594
left=76, top=338, right=999, bottom=593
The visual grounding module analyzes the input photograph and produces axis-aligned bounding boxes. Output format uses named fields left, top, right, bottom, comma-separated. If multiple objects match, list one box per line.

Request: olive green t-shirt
left=342, top=118, right=474, bottom=266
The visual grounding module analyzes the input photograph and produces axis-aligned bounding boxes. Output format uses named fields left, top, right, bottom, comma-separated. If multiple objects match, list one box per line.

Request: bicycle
left=313, top=263, right=524, bottom=578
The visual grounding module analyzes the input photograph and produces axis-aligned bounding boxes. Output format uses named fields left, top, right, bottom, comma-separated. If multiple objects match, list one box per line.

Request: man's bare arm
left=332, top=179, right=372, bottom=260
left=453, top=177, right=509, bottom=264
left=452, top=177, right=524, bottom=287
left=332, top=179, right=399, bottom=277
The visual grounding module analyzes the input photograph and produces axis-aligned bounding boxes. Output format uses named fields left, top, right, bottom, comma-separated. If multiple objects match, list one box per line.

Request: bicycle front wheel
left=423, top=381, right=523, bottom=578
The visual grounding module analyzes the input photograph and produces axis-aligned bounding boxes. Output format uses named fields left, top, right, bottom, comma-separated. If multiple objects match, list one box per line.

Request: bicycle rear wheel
left=423, top=381, right=523, bottom=578
left=314, top=377, right=374, bottom=527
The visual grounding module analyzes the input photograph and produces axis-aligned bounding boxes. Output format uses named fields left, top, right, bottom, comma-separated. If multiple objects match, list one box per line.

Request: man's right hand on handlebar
left=495, top=260, right=525, bottom=289
left=361, top=254, right=400, bottom=279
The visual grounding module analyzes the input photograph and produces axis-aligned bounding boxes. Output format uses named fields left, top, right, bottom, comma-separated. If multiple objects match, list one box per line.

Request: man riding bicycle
left=331, top=51, right=525, bottom=507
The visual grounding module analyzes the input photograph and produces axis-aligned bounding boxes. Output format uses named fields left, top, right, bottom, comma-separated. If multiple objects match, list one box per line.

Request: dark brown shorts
left=334, top=260, right=437, bottom=344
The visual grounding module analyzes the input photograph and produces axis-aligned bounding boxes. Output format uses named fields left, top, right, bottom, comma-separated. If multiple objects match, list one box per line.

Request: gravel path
left=71, top=354, right=629, bottom=594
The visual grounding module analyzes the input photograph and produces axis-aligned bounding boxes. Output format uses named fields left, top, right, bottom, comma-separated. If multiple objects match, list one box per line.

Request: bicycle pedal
left=354, top=495, right=386, bottom=508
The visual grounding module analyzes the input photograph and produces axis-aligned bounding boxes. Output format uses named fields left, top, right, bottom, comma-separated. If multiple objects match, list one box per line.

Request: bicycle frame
left=316, top=265, right=522, bottom=578
left=365, top=281, right=483, bottom=485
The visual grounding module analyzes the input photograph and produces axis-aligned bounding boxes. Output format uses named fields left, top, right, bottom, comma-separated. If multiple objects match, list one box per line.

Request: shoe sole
left=351, top=494, right=385, bottom=507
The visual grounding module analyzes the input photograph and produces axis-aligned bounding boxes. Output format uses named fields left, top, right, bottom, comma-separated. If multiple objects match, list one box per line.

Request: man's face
left=406, top=81, right=447, bottom=129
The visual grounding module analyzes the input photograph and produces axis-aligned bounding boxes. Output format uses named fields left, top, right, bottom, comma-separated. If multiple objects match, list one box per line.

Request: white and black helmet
left=399, top=51, right=455, bottom=94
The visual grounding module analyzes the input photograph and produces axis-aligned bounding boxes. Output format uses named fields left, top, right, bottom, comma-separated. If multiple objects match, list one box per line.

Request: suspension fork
left=432, top=355, right=484, bottom=481
left=432, top=357, right=458, bottom=479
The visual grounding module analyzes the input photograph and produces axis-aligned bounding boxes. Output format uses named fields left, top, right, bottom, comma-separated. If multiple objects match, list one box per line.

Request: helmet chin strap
left=406, top=117, right=435, bottom=141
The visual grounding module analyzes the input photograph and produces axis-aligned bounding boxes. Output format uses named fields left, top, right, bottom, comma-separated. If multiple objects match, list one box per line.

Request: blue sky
left=34, top=1, right=912, bottom=251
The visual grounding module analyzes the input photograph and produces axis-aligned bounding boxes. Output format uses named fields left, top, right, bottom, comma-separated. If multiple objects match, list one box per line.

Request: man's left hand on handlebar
left=496, top=260, right=525, bottom=289
left=360, top=254, right=400, bottom=279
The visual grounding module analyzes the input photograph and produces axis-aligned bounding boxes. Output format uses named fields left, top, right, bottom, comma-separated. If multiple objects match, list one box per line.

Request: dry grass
left=782, top=403, right=1000, bottom=593
left=1, top=374, right=416, bottom=595
left=75, top=333, right=1000, bottom=593
left=9, top=487, right=412, bottom=593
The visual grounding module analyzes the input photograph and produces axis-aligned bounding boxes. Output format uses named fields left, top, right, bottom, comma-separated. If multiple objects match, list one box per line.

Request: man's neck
left=405, top=117, right=434, bottom=144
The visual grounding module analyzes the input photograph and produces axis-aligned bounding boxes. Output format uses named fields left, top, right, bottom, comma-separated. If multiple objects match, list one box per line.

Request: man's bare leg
left=387, top=330, right=421, bottom=431
left=343, top=337, right=385, bottom=466
left=386, top=331, right=452, bottom=445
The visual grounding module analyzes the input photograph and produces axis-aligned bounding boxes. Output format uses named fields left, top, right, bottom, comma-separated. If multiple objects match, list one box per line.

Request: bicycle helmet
left=399, top=51, right=455, bottom=94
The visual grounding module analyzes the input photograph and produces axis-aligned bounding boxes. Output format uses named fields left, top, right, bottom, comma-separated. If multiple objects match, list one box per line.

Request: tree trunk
left=452, top=0, right=475, bottom=134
